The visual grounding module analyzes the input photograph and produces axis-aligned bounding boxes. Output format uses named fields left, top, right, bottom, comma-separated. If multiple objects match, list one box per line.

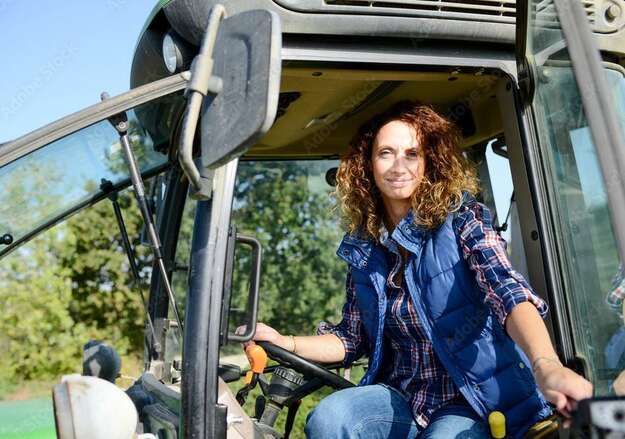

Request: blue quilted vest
left=336, top=205, right=552, bottom=437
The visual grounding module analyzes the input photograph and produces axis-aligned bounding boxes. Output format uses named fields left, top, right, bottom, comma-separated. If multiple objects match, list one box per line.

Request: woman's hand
left=534, top=359, right=593, bottom=420
left=236, top=322, right=293, bottom=351
left=613, top=370, right=625, bottom=396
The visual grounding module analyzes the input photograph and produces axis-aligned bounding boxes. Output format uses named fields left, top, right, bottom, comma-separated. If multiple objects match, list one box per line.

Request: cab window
left=533, top=57, right=625, bottom=393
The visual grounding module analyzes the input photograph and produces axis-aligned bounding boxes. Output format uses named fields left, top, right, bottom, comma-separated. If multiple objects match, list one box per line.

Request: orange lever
left=245, top=344, right=268, bottom=374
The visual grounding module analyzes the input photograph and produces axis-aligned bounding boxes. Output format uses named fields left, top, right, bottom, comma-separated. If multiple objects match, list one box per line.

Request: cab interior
left=174, top=62, right=558, bottom=438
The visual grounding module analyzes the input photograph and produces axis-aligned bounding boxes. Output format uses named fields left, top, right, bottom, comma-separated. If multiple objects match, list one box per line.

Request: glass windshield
left=0, top=92, right=183, bottom=255
left=527, top=0, right=625, bottom=394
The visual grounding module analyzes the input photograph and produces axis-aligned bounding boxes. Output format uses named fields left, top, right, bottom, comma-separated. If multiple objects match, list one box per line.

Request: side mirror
left=177, top=5, right=281, bottom=198
left=200, top=9, right=281, bottom=169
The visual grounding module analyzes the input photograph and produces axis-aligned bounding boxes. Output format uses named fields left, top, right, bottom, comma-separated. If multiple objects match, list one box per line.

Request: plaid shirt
left=606, top=264, right=625, bottom=315
left=318, top=202, right=548, bottom=428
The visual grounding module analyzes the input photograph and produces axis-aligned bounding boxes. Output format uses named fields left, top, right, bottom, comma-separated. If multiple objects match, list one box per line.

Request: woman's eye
left=406, top=150, right=419, bottom=158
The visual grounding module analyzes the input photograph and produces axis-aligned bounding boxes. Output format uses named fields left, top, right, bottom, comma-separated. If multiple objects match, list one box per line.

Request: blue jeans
left=304, top=384, right=489, bottom=439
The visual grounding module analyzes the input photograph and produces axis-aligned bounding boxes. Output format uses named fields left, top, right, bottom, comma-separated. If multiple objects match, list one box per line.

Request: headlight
left=53, top=374, right=156, bottom=439
left=163, top=32, right=182, bottom=74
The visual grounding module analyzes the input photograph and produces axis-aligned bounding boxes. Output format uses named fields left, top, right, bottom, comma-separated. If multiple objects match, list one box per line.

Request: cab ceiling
left=248, top=67, right=503, bottom=158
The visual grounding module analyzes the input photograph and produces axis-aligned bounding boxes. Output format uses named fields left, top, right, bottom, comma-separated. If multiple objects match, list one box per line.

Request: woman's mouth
left=385, top=178, right=413, bottom=188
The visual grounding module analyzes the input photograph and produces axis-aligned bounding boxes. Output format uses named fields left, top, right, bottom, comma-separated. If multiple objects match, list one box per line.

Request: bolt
left=606, top=3, right=621, bottom=22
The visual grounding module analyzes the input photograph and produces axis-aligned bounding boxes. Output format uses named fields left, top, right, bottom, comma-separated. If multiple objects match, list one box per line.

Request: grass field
left=0, top=398, right=55, bottom=439
left=0, top=357, right=362, bottom=438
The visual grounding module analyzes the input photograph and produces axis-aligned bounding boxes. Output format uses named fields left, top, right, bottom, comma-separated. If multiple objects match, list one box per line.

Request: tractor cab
left=2, top=0, right=625, bottom=437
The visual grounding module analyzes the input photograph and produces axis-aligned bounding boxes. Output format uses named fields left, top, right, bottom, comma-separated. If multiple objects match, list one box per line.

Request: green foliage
left=0, top=188, right=149, bottom=386
left=1, top=156, right=349, bottom=439
left=230, top=161, right=345, bottom=337
left=58, top=192, right=149, bottom=355
left=0, top=231, right=88, bottom=383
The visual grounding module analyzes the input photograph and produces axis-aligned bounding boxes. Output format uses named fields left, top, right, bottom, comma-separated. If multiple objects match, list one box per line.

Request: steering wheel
left=256, top=341, right=354, bottom=390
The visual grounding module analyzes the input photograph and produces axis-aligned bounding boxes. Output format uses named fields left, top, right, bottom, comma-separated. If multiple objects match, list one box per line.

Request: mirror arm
left=178, top=4, right=226, bottom=200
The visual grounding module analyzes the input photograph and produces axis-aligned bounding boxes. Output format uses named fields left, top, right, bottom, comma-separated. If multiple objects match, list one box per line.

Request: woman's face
left=372, top=120, right=426, bottom=210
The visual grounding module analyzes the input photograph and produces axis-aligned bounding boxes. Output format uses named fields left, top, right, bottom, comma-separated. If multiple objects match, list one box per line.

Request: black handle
left=227, top=234, right=262, bottom=342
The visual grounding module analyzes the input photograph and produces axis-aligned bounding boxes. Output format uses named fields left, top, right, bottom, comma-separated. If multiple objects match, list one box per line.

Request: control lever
left=236, top=344, right=268, bottom=405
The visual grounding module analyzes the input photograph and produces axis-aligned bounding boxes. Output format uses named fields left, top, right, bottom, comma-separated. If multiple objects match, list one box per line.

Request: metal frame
left=0, top=164, right=169, bottom=259
left=148, top=166, right=190, bottom=363
left=0, top=72, right=190, bottom=168
left=183, top=159, right=238, bottom=438
left=280, top=36, right=517, bottom=76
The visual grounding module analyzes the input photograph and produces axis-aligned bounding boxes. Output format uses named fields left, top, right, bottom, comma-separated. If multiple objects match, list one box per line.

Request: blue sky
left=0, top=0, right=156, bottom=142
left=0, top=1, right=514, bottom=222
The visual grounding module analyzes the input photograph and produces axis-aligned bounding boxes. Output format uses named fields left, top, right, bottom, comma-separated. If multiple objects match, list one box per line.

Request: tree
left=57, top=190, right=149, bottom=355
left=0, top=230, right=89, bottom=383
left=230, top=161, right=346, bottom=337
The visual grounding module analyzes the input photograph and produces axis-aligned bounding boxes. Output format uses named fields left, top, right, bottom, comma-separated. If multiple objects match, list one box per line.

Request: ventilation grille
left=322, top=0, right=517, bottom=22
left=325, top=0, right=516, bottom=16
left=275, top=0, right=597, bottom=27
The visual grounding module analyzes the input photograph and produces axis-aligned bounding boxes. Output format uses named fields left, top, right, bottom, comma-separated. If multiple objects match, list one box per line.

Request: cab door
left=178, top=7, right=282, bottom=439
left=516, top=0, right=625, bottom=392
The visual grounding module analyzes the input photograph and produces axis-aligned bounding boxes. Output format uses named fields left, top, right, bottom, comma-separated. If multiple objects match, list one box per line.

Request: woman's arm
left=244, top=268, right=367, bottom=365
left=246, top=322, right=346, bottom=363
left=456, top=201, right=593, bottom=418
left=506, top=302, right=592, bottom=417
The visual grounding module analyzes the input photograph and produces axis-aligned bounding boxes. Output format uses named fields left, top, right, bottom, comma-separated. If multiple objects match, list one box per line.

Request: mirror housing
left=200, top=9, right=282, bottom=169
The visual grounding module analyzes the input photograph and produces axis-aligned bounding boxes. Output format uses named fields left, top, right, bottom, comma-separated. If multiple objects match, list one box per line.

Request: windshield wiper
left=100, top=178, right=160, bottom=358
left=102, top=92, right=184, bottom=341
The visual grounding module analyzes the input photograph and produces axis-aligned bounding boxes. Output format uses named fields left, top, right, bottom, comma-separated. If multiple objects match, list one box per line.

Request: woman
left=247, top=101, right=592, bottom=438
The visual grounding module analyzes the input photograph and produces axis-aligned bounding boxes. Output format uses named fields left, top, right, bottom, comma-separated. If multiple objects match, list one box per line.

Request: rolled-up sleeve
left=455, top=201, right=549, bottom=326
left=317, top=269, right=368, bottom=366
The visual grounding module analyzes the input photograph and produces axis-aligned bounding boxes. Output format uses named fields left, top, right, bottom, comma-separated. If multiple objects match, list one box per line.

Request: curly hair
left=335, top=100, right=479, bottom=240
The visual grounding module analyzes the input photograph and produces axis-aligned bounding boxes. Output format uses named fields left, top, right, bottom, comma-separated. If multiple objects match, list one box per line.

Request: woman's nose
left=390, top=156, right=409, bottom=171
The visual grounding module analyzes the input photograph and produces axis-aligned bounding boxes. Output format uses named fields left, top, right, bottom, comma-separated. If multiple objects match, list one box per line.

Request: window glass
left=0, top=184, right=156, bottom=434
left=225, top=160, right=345, bottom=351
left=0, top=91, right=182, bottom=254
left=527, top=3, right=625, bottom=393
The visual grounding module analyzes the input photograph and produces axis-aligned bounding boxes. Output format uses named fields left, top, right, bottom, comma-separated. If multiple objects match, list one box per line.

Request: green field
left=0, top=398, right=56, bottom=439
